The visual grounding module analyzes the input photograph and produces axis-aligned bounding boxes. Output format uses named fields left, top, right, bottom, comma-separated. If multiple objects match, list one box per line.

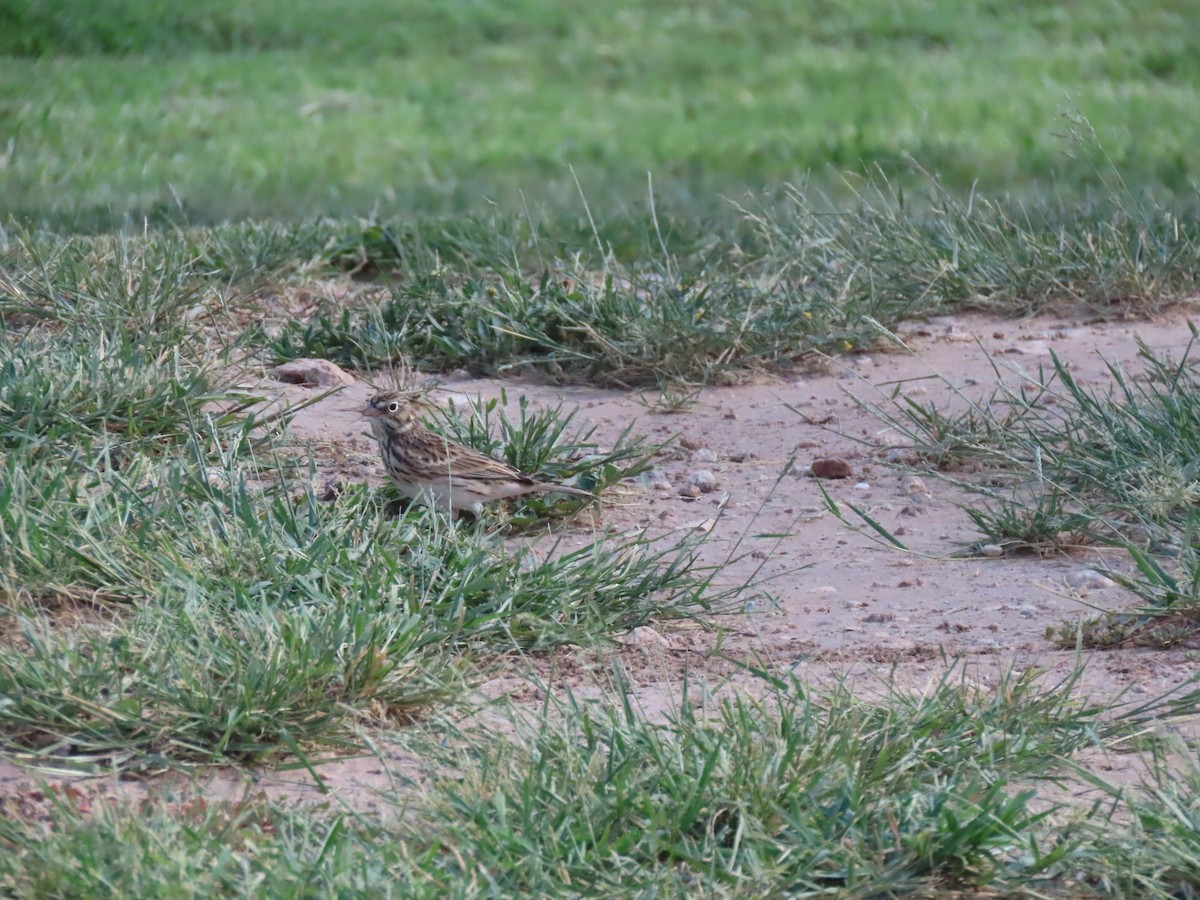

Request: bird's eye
left=388, top=402, right=399, bottom=412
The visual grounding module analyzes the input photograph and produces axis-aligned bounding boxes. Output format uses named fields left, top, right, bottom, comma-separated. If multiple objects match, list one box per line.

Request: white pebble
left=1064, top=569, right=1116, bottom=590
left=616, top=626, right=670, bottom=648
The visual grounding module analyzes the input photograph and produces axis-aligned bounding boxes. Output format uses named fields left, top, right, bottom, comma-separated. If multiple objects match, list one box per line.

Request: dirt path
left=5, top=312, right=1197, bottom=809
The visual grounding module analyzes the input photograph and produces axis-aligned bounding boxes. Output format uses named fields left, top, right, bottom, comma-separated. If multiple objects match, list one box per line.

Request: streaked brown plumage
left=361, top=390, right=594, bottom=514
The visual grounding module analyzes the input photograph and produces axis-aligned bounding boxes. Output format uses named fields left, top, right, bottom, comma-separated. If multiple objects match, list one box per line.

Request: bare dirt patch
left=5, top=312, right=1197, bottom=808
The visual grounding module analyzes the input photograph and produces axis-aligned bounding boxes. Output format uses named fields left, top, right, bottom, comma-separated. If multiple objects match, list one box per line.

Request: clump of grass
left=268, top=305, right=408, bottom=371
left=0, top=329, right=262, bottom=461
left=1090, top=740, right=1200, bottom=898
left=1047, top=523, right=1200, bottom=648
left=0, top=594, right=443, bottom=767
left=960, top=484, right=1109, bottom=556
left=0, top=230, right=214, bottom=342
left=269, top=171, right=1200, bottom=386
left=405, top=667, right=1096, bottom=895
left=0, top=787, right=371, bottom=898
left=746, top=172, right=1200, bottom=319
left=0, top=452, right=169, bottom=603
left=633, top=377, right=703, bottom=413
left=869, top=325, right=1200, bottom=532
left=0, top=429, right=727, bottom=767
left=274, top=264, right=829, bottom=385
left=190, top=218, right=338, bottom=283
left=851, top=321, right=1200, bottom=645
left=0, top=226, right=296, bottom=472
left=427, top=388, right=654, bottom=522
left=0, top=456, right=447, bottom=766
left=0, top=664, right=1133, bottom=896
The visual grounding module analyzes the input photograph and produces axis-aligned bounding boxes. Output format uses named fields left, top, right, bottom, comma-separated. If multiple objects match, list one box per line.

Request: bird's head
left=361, top=389, right=433, bottom=424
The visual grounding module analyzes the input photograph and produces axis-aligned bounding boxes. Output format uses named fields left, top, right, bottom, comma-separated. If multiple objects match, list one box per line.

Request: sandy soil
left=4, top=312, right=1198, bottom=811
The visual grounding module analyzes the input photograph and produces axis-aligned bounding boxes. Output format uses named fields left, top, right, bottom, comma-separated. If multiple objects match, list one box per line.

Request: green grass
left=0, top=431, right=724, bottom=768
left=411, top=668, right=1090, bottom=895
left=5, top=0, right=1200, bottom=892
left=0, top=232, right=730, bottom=768
left=264, top=179, right=1200, bottom=384
left=9, top=172, right=1197, bottom=391
left=3, top=0, right=1200, bottom=224
left=843, top=320, right=1200, bottom=647
left=3, top=668, right=1199, bottom=897
left=428, top=389, right=653, bottom=524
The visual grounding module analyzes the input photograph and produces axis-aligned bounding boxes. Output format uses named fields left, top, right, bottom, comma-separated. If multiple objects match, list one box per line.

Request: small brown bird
left=361, top=390, right=595, bottom=515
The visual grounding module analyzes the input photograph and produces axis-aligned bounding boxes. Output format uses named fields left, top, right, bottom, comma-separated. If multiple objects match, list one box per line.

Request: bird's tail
left=534, top=482, right=595, bottom=500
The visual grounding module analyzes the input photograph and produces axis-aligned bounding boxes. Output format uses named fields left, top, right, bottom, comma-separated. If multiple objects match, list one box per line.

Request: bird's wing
left=443, top=442, right=537, bottom=484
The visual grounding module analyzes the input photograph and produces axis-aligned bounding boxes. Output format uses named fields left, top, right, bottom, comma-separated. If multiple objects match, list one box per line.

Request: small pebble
left=272, top=358, right=355, bottom=387
left=695, top=448, right=718, bottom=463
left=811, top=458, right=852, bottom=479
left=882, top=447, right=921, bottom=464
left=1005, top=341, right=1051, bottom=356
left=741, top=596, right=779, bottom=614
left=872, top=635, right=917, bottom=651
left=1065, top=570, right=1116, bottom=590
left=634, top=468, right=671, bottom=489
left=980, top=544, right=1005, bottom=558
left=616, top=626, right=670, bottom=648
left=688, top=470, right=720, bottom=493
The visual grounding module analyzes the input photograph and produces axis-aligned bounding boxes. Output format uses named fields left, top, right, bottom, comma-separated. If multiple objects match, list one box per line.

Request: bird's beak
left=361, top=403, right=381, bottom=418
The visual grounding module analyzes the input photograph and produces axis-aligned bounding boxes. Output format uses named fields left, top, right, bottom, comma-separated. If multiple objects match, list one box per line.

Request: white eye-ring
left=388, top=401, right=399, bottom=412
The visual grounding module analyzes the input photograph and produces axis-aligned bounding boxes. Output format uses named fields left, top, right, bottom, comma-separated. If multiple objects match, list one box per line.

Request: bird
left=361, top=390, right=595, bottom=515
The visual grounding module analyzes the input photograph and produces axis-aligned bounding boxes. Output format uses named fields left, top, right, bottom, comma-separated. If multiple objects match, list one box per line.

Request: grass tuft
left=853, top=321, right=1200, bottom=646
left=411, top=667, right=1093, bottom=894
left=6, top=663, right=1200, bottom=896
left=1, top=424, right=724, bottom=767
left=426, top=388, right=654, bottom=522
left=269, top=176, right=1200, bottom=385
